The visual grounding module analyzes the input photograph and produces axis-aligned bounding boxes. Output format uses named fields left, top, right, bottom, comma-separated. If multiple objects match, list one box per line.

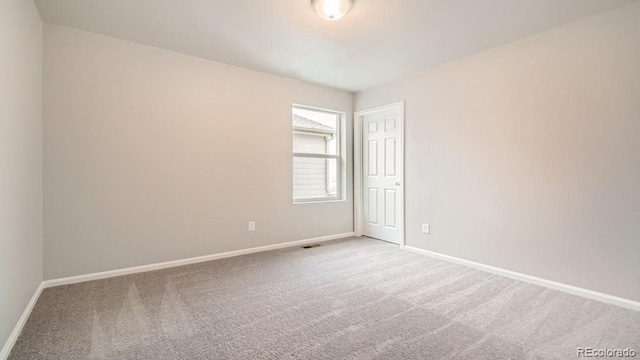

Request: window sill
left=293, top=198, right=346, bottom=205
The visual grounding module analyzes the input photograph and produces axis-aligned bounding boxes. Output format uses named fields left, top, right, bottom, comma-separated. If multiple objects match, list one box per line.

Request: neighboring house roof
left=293, top=114, right=335, bottom=134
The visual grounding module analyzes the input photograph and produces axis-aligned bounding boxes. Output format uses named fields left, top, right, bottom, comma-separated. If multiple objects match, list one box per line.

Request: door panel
left=385, top=138, right=396, bottom=176
left=368, top=140, right=378, bottom=176
left=385, top=189, right=397, bottom=229
left=368, top=188, right=378, bottom=225
left=368, top=121, right=378, bottom=133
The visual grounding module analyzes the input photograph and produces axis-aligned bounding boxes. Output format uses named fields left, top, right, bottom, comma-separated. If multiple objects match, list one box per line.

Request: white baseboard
left=404, top=246, right=640, bottom=312
left=43, top=232, right=355, bottom=288
left=0, top=282, right=45, bottom=360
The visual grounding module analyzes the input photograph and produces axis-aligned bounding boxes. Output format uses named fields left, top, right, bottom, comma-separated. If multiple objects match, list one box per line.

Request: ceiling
left=34, top=0, right=638, bottom=92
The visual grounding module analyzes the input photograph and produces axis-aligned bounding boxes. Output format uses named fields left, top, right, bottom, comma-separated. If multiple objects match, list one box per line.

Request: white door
left=361, top=105, right=403, bottom=244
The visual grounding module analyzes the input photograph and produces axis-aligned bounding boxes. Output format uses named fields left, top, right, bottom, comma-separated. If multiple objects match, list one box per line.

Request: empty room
left=2, top=0, right=639, bottom=359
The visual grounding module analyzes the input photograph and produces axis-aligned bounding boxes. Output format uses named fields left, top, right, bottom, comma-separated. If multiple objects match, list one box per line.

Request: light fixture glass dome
left=312, top=0, right=353, bottom=21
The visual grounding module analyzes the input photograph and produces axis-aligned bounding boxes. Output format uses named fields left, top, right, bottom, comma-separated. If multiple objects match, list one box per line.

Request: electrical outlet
left=248, top=221, right=256, bottom=231
left=422, top=223, right=430, bottom=234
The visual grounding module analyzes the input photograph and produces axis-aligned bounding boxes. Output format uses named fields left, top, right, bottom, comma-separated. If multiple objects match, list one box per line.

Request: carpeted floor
left=10, top=237, right=640, bottom=359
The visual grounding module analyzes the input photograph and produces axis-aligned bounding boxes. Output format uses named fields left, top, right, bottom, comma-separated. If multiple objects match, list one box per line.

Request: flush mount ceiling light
left=312, top=0, right=354, bottom=21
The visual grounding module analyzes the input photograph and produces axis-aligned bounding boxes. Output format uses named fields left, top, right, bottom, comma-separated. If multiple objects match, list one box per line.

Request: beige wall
left=0, top=0, right=43, bottom=352
left=43, top=24, right=353, bottom=280
left=355, top=3, right=640, bottom=302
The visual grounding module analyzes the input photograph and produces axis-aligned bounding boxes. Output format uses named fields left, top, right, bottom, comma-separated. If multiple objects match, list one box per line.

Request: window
left=292, top=105, right=344, bottom=203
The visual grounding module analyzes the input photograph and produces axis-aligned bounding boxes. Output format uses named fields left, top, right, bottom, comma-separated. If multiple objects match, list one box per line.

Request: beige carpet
left=10, top=237, right=640, bottom=359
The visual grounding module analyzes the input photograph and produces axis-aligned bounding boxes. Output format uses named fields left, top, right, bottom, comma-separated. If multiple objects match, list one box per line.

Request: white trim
left=292, top=103, right=342, bottom=116
left=1, top=282, right=45, bottom=360
left=292, top=104, right=347, bottom=205
left=292, top=153, right=340, bottom=159
left=404, top=246, right=640, bottom=312
left=354, top=111, right=363, bottom=236
left=354, top=101, right=405, bottom=246
left=43, top=232, right=355, bottom=288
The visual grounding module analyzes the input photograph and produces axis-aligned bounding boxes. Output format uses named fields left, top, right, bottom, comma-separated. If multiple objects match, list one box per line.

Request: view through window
left=292, top=106, right=342, bottom=202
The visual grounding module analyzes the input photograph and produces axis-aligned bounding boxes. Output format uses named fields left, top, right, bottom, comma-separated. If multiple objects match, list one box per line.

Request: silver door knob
left=395, top=182, right=401, bottom=186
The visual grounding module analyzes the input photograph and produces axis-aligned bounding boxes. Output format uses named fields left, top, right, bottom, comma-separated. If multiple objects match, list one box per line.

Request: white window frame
left=292, top=104, right=346, bottom=204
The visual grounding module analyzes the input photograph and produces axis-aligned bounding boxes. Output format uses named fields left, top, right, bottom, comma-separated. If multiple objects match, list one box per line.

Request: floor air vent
left=302, top=244, right=321, bottom=249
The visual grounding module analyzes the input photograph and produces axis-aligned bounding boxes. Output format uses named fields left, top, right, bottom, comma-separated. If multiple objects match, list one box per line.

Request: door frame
left=354, top=101, right=405, bottom=247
